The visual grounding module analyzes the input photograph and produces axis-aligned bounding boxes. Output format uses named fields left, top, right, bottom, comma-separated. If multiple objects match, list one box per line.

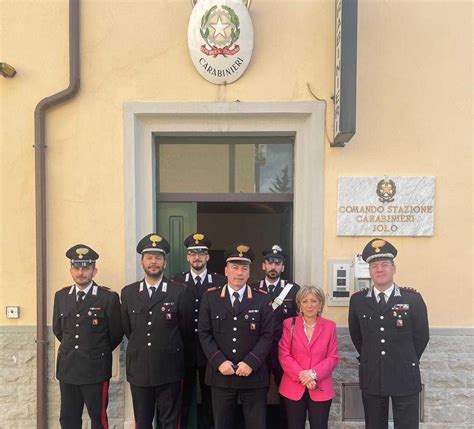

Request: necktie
left=378, top=292, right=386, bottom=311
left=149, top=286, right=157, bottom=300
left=76, top=291, right=85, bottom=305
left=268, top=284, right=275, bottom=295
left=232, top=291, right=240, bottom=314
left=195, top=276, right=205, bottom=295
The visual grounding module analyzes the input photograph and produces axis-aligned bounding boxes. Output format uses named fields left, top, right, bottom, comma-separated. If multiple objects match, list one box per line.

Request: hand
left=235, top=361, right=253, bottom=377
left=304, top=380, right=317, bottom=390
left=218, top=361, right=236, bottom=375
left=299, top=370, right=314, bottom=385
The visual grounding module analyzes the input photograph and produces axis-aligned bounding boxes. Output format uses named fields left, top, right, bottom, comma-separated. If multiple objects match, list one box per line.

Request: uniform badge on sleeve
left=92, top=319, right=99, bottom=326
left=250, top=322, right=256, bottom=330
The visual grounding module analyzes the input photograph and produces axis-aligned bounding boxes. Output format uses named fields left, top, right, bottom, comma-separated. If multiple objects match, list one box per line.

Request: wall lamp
left=0, top=63, right=17, bottom=78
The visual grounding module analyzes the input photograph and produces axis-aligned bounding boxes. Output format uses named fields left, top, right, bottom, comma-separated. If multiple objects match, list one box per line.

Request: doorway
left=157, top=201, right=293, bottom=282
left=154, top=133, right=295, bottom=280
left=123, top=102, right=325, bottom=428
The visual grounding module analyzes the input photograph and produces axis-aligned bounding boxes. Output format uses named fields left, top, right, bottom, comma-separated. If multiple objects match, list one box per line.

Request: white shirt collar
left=228, top=284, right=246, bottom=304
left=75, top=282, right=93, bottom=296
left=145, top=278, right=162, bottom=295
left=374, top=284, right=394, bottom=301
left=265, top=277, right=280, bottom=287
left=191, top=269, right=207, bottom=284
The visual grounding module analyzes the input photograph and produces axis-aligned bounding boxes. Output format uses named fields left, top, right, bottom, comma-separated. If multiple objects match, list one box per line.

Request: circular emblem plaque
left=188, top=0, right=254, bottom=84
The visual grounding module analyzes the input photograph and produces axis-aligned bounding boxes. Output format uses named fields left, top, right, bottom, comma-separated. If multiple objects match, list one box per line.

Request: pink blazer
left=278, top=316, right=339, bottom=401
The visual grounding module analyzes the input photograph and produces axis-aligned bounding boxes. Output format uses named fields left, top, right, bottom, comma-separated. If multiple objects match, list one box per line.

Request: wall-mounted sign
left=188, top=0, right=253, bottom=85
left=337, top=176, right=435, bottom=236
left=333, top=0, right=357, bottom=147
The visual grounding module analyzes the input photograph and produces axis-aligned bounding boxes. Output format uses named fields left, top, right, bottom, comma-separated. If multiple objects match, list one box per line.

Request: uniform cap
left=184, top=233, right=211, bottom=252
left=224, top=243, right=255, bottom=263
left=362, top=238, right=397, bottom=263
left=66, top=244, right=99, bottom=267
left=136, top=233, right=170, bottom=255
left=262, top=244, right=286, bottom=263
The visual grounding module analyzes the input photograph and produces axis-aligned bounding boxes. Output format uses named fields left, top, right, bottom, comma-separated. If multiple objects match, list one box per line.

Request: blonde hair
left=295, top=285, right=325, bottom=315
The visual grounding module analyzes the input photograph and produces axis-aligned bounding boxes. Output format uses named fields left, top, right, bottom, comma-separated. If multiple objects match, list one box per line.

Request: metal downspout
left=34, top=1, right=80, bottom=427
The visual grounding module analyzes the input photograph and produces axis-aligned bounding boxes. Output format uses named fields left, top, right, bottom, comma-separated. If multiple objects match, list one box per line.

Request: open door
left=280, top=205, right=294, bottom=280
left=157, top=201, right=293, bottom=281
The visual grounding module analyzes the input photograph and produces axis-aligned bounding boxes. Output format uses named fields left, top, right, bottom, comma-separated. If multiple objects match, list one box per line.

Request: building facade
left=0, top=0, right=472, bottom=427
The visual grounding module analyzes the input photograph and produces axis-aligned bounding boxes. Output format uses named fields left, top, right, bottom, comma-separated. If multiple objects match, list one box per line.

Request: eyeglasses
left=187, top=252, right=208, bottom=257
left=369, top=261, right=393, bottom=269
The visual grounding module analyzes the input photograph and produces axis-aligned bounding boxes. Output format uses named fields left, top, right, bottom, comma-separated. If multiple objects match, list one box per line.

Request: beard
left=191, top=260, right=206, bottom=271
left=144, top=266, right=165, bottom=279
left=266, top=270, right=279, bottom=280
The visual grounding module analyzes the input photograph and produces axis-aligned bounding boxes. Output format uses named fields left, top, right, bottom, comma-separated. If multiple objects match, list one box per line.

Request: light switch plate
left=6, top=306, right=20, bottom=319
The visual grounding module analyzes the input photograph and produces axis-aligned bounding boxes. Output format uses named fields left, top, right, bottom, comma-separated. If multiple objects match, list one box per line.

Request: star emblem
left=211, top=15, right=229, bottom=38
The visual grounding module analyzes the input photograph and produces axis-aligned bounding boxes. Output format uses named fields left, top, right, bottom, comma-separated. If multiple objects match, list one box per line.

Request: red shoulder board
left=353, top=287, right=369, bottom=295
left=255, top=288, right=268, bottom=294
left=399, top=286, right=418, bottom=293
left=206, top=287, right=219, bottom=292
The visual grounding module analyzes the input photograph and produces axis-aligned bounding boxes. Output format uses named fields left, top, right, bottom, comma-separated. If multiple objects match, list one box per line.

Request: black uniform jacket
left=198, top=285, right=274, bottom=389
left=52, top=283, right=123, bottom=385
left=251, top=278, right=300, bottom=368
left=172, top=270, right=227, bottom=368
left=348, top=284, right=429, bottom=396
left=121, top=277, right=192, bottom=387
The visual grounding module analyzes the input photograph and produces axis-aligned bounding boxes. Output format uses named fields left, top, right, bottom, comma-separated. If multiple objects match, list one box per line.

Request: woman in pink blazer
left=278, top=285, right=339, bottom=429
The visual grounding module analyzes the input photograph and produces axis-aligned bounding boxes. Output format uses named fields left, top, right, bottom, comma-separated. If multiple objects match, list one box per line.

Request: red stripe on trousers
left=101, top=381, right=109, bottom=429
left=177, top=379, right=184, bottom=429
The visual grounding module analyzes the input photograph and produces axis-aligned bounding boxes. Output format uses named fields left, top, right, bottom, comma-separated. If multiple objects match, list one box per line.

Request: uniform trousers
left=130, top=381, right=182, bottom=429
left=59, top=380, right=109, bottom=429
left=268, top=364, right=287, bottom=429
left=181, top=366, right=214, bottom=429
left=271, top=364, right=283, bottom=386
left=281, top=390, right=332, bottom=429
left=362, top=391, right=420, bottom=429
left=211, top=386, right=267, bottom=429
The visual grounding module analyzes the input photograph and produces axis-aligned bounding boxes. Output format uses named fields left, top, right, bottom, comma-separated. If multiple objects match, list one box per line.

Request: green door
left=157, top=202, right=197, bottom=278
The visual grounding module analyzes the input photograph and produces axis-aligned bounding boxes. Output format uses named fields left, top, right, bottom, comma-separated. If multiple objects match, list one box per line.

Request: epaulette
left=60, top=285, right=73, bottom=291
left=353, top=287, right=369, bottom=295
left=206, top=287, right=219, bottom=292
left=254, top=288, right=268, bottom=294
left=399, top=286, right=418, bottom=293
left=173, top=281, right=186, bottom=288
left=99, top=285, right=111, bottom=291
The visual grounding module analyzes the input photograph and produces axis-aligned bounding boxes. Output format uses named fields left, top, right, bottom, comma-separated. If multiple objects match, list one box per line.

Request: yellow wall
left=0, top=0, right=471, bottom=327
